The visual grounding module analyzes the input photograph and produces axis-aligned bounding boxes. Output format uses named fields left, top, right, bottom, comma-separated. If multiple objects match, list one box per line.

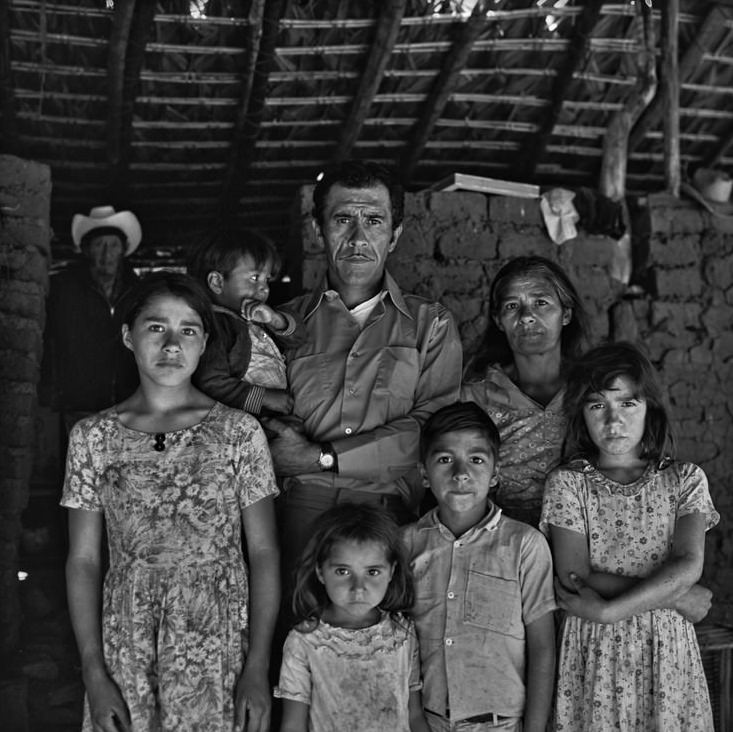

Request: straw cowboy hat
left=71, top=205, right=142, bottom=255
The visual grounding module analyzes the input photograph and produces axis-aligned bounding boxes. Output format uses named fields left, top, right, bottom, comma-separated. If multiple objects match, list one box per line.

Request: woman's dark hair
left=563, top=341, right=673, bottom=462
left=466, top=256, right=589, bottom=378
left=420, top=401, right=500, bottom=463
left=117, top=270, right=215, bottom=336
left=312, top=160, right=404, bottom=230
left=187, top=227, right=281, bottom=286
left=291, top=503, right=414, bottom=628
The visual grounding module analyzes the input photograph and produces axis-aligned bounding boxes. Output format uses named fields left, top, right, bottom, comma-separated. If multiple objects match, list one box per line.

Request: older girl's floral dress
left=540, top=459, right=719, bottom=732
left=61, top=402, right=278, bottom=731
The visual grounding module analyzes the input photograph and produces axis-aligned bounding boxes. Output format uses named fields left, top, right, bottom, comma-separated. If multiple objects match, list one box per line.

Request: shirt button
left=447, top=591, right=455, bottom=599
left=454, top=541, right=462, bottom=548
left=345, top=427, right=353, bottom=435
left=445, top=638, right=454, bottom=646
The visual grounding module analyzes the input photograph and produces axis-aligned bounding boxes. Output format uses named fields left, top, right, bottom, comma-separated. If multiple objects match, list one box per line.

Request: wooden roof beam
left=629, top=4, right=732, bottom=154
left=219, top=0, right=287, bottom=221
left=331, top=0, right=408, bottom=165
left=220, top=0, right=266, bottom=208
left=662, top=0, right=680, bottom=196
left=106, top=0, right=156, bottom=204
left=516, top=0, right=605, bottom=180
left=399, top=0, right=495, bottom=186
left=0, top=0, right=18, bottom=154
left=106, top=0, right=136, bottom=178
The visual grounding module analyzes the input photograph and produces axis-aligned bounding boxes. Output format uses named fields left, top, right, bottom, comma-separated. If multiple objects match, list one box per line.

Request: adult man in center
left=267, top=160, right=462, bottom=582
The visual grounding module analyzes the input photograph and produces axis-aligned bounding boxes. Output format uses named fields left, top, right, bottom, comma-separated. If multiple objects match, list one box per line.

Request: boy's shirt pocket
left=463, top=569, right=524, bottom=639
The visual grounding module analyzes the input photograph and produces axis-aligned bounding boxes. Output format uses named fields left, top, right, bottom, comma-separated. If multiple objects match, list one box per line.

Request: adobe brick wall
left=0, top=154, right=52, bottom=658
left=290, top=185, right=733, bottom=624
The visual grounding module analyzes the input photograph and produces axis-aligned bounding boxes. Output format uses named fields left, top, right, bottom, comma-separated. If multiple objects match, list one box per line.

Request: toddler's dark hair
left=563, top=341, right=673, bottom=462
left=291, top=503, right=414, bottom=627
left=420, top=401, right=500, bottom=463
left=187, top=227, right=281, bottom=287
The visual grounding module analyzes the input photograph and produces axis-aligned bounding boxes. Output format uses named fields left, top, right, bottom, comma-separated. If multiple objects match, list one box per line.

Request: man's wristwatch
left=318, top=443, right=336, bottom=472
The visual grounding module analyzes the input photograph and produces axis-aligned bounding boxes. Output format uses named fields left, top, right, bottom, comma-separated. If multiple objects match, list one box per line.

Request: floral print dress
left=540, top=460, right=719, bottom=732
left=61, top=402, right=278, bottom=731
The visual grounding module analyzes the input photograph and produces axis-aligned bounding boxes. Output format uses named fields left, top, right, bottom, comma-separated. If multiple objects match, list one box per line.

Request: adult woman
left=462, top=256, right=589, bottom=526
left=62, top=272, right=279, bottom=732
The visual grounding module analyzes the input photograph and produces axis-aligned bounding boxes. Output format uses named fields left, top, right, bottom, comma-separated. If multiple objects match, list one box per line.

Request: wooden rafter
left=331, top=0, right=408, bottom=164
left=663, top=0, right=680, bottom=196
left=0, top=0, right=18, bottom=154
left=629, top=4, right=732, bottom=154
left=106, top=1, right=155, bottom=204
left=106, top=0, right=136, bottom=174
left=220, top=0, right=266, bottom=207
left=398, top=0, right=495, bottom=185
left=516, top=0, right=605, bottom=179
left=219, top=0, right=288, bottom=221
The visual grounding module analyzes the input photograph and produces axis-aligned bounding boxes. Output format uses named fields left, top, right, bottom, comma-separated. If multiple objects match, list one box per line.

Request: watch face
left=319, top=451, right=335, bottom=469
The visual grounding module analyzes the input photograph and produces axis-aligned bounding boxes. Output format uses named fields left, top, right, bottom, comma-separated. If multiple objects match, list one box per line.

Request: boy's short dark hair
left=420, top=401, right=501, bottom=463
left=187, top=227, right=281, bottom=287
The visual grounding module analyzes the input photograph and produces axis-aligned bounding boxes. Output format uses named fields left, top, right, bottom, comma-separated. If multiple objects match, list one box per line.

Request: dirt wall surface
left=292, top=185, right=733, bottom=625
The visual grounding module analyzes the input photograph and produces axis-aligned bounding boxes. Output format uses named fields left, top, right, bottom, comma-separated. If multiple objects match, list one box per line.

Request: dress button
left=445, top=638, right=454, bottom=646
left=447, top=591, right=455, bottom=599
left=345, top=427, right=353, bottom=435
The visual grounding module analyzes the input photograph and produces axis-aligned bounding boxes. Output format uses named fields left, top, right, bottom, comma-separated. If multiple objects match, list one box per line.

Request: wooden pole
left=663, top=0, right=681, bottom=197
left=0, top=0, right=18, bottom=154
left=332, top=0, right=408, bottom=164
left=629, top=4, right=730, bottom=155
left=399, top=0, right=494, bottom=185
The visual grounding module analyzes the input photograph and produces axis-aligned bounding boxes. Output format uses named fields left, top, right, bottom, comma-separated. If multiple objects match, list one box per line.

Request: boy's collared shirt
left=402, top=504, right=556, bottom=721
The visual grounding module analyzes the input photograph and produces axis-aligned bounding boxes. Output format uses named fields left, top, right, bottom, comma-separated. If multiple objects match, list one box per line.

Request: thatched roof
left=2, top=0, right=733, bottom=268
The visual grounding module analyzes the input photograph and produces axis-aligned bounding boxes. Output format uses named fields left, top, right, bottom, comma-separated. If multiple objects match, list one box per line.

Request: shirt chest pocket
left=373, top=347, right=420, bottom=400
left=464, top=569, right=524, bottom=639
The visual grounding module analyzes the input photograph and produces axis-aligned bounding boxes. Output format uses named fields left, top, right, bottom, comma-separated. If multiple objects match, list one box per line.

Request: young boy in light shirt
left=402, top=401, right=556, bottom=732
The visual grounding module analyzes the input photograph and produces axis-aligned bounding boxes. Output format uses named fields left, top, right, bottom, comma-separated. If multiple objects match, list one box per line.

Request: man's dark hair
left=312, top=160, right=404, bottom=230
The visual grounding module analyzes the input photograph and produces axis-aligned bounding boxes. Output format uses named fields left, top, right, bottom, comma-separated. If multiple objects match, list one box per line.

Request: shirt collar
left=301, top=270, right=413, bottom=321
left=419, top=502, right=502, bottom=540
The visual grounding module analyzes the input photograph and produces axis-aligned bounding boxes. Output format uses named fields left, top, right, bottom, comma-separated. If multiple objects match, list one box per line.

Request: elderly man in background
left=267, top=160, right=463, bottom=580
left=40, top=206, right=141, bottom=436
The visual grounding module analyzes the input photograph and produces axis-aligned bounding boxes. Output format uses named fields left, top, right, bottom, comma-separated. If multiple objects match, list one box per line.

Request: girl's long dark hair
left=291, top=503, right=414, bottom=628
left=116, top=270, right=214, bottom=335
left=563, top=341, right=674, bottom=462
left=465, top=256, right=589, bottom=379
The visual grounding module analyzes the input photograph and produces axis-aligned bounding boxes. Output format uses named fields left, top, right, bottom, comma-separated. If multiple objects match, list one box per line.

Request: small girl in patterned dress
left=63, top=272, right=280, bottom=732
left=540, top=342, right=718, bottom=731
left=275, top=503, right=429, bottom=732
